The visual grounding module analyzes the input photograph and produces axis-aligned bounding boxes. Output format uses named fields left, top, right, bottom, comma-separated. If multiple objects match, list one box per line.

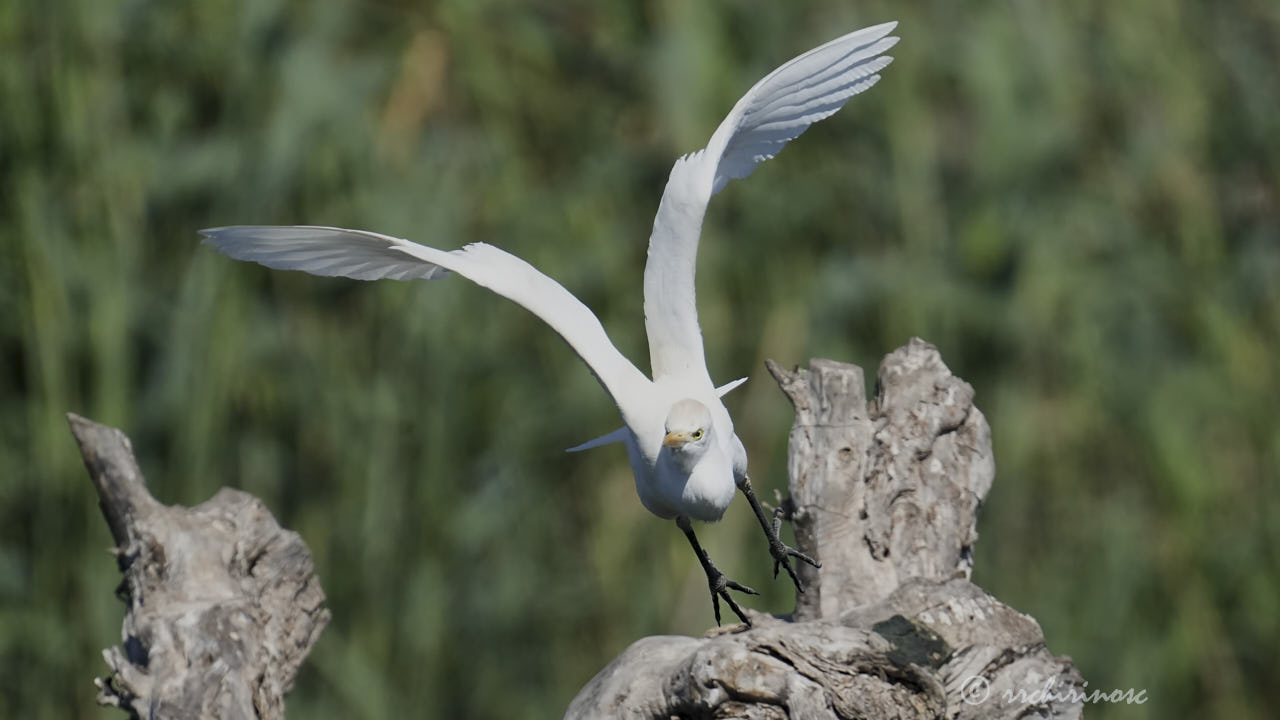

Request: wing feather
left=643, top=23, right=898, bottom=381
left=201, top=226, right=651, bottom=416
left=708, top=25, right=898, bottom=193
left=201, top=226, right=452, bottom=281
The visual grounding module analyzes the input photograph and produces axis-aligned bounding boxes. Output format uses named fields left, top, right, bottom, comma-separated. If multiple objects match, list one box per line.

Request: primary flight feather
left=202, top=21, right=898, bottom=626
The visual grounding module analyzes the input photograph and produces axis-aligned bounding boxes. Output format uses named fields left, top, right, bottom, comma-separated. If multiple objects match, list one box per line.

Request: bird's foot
left=678, top=517, right=759, bottom=627
left=703, top=562, right=759, bottom=627
left=737, top=476, right=821, bottom=594
left=767, top=507, right=820, bottom=593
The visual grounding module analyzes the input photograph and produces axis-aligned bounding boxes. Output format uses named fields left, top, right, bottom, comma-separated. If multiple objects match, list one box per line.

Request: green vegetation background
left=3, top=1, right=1277, bottom=717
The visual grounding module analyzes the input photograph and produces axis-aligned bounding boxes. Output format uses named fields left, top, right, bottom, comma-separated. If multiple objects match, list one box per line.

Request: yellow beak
left=663, top=431, right=690, bottom=448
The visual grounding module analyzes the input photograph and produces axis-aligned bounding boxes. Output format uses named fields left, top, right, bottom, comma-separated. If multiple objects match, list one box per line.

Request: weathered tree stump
left=71, top=338, right=1080, bottom=719
left=69, top=414, right=330, bottom=720
left=567, top=338, right=1084, bottom=719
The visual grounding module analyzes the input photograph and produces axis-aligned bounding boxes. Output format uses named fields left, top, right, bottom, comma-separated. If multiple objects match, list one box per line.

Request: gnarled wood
left=69, top=414, right=330, bottom=720
left=568, top=339, right=1082, bottom=720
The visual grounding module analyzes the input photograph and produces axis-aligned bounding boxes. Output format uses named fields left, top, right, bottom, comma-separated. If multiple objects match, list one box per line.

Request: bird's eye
left=692, top=429, right=704, bottom=440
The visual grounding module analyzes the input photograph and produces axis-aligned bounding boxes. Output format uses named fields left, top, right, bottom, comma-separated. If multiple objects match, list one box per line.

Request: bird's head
left=662, top=399, right=713, bottom=455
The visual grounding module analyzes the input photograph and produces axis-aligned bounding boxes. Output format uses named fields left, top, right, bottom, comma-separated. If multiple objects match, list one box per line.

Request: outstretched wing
left=201, top=226, right=652, bottom=416
left=704, top=21, right=899, bottom=194
left=643, top=22, right=898, bottom=382
left=200, top=225, right=453, bottom=281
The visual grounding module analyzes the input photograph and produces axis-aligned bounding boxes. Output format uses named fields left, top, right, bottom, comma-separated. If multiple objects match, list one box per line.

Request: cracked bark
left=567, top=338, right=1083, bottom=720
left=68, top=413, right=330, bottom=720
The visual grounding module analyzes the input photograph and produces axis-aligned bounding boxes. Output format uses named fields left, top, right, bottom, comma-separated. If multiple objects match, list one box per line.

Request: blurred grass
left=2, top=0, right=1278, bottom=717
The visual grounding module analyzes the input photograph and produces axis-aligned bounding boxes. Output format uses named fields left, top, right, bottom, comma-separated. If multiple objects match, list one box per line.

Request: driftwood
left=69, top=414, right=330, bottom=720
left=567, top=338, right=1084, bottom=719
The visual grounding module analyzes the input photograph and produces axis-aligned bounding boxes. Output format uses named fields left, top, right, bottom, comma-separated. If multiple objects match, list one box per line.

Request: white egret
left=202, top=22, right=898, bottom=626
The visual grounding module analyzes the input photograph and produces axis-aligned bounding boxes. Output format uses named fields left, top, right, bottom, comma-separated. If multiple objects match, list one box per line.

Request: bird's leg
left=736, top=475, right=820, bottom=593
left=676, top=516, right=758, bottom=627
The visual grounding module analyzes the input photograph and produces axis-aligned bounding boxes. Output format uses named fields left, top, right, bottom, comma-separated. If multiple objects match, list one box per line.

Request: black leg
left=677, top=516, right=758, bottom=627
left=736, top=475, right=820, bottom=593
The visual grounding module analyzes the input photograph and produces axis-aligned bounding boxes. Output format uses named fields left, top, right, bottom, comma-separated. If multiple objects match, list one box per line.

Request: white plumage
left=202, top=22, right=897, bottom=624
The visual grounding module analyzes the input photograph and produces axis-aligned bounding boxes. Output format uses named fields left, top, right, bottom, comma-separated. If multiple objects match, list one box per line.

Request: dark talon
left=709, top=572, right=757, bottom=626
left=679, top=516, right=757, bottom=627
left=771, top=507, right=820, bottom=579
left=739, top=476, right=821, bottom=595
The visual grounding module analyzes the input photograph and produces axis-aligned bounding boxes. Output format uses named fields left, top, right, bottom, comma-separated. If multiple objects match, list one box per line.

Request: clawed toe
left=770, top=507, right=821, bottom=591
left=679, top=516, right=758, bottom=627
left=708, top=571, right=759, bottom=627
left=770, top=538, right=819, bottom=592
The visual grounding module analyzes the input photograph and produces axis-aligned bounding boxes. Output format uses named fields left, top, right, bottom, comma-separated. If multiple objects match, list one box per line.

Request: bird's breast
left=652, top=450, right=736, bottom=522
